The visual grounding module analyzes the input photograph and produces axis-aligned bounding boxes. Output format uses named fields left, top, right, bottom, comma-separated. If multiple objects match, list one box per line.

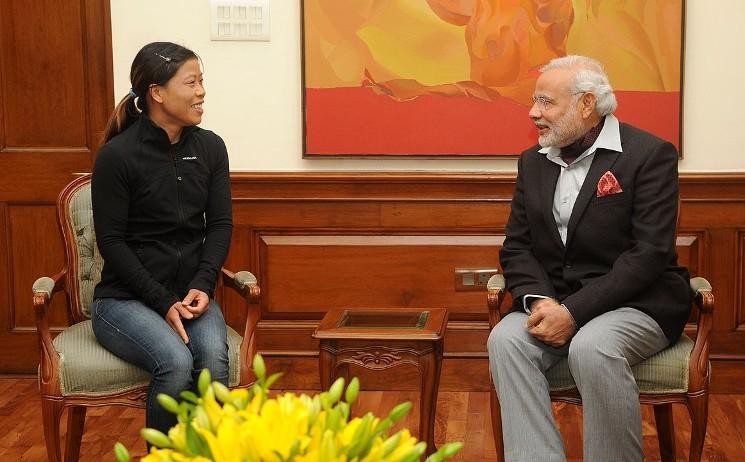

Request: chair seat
left=546, top=334, right=694, bottom=394
left=52, top=320, right=243, bottom=396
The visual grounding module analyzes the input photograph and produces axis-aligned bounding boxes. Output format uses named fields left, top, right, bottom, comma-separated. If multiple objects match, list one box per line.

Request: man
left=487, top=55, right=691, bottom=461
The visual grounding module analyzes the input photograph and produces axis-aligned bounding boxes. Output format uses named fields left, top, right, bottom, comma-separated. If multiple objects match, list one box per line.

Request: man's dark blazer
left=499, top=121, right=691, bottom=344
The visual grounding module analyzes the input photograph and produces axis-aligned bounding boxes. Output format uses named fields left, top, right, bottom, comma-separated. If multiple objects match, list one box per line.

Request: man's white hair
left=540, top=55, right=617, bottom=116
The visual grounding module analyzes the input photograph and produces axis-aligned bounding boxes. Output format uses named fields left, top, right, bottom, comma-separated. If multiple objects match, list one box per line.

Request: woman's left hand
left=181, top=289, right=210, bottom=317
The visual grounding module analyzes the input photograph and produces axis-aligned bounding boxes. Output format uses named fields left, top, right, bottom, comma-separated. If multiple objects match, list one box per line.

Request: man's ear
left=580, top=92, right=597, bottom=119
left=149, top=84, right=164, bottom=104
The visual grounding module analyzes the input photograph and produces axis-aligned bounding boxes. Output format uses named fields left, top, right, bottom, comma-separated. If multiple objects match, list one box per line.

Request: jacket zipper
left=172, top=145, right=184, bottom=271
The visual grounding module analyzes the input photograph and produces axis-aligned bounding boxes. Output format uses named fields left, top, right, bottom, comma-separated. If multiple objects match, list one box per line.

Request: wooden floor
left=1, top=377, right=744, bottom=461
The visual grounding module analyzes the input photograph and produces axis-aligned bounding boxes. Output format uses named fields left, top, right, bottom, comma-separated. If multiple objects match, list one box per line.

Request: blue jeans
left=91, top=298, right=229, bottom=434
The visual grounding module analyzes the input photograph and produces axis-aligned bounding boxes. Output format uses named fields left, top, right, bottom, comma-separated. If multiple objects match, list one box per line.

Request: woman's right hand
left=165, top=303, right=193, bottom=343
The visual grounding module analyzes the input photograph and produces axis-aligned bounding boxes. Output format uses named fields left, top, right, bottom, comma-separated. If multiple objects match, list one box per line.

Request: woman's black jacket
left=92, top=115, right=232, bottom=317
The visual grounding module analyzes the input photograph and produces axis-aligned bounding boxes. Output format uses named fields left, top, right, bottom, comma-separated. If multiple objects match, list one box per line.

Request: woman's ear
left=149, top=84, right=164, bottom=104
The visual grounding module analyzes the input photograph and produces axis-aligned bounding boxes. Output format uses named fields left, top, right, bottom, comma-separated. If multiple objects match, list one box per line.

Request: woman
left=91, top=42, right=232, bottom=434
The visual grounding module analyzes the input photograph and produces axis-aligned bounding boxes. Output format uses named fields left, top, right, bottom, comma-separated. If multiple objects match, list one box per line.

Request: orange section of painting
left=303, top=0, right=683, bottom=156
left=305, top=88, right=679, bottom=155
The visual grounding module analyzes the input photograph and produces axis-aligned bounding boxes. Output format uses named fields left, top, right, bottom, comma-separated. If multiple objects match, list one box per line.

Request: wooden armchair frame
left=32, top=174, right=261, bottom=462
left=486, top=274, right=714, bottom=462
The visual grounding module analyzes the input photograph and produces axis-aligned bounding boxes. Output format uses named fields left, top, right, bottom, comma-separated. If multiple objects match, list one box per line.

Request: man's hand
left=526, top=298, right=576, bottom=347
left=166, top=302, right=193, bottom=343
left=181, top=289, right=210, bottom=318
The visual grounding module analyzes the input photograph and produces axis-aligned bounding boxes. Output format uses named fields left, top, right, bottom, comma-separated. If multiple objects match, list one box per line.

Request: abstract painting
left=302, top=0, right=684, bottom=157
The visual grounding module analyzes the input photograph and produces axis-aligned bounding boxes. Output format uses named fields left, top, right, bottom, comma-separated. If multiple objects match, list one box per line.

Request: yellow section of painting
left=357, top=0, right=471, bottom=86
left=568, top=0, right=681, bottom=91
left=304, top=0, right=681, bottom=93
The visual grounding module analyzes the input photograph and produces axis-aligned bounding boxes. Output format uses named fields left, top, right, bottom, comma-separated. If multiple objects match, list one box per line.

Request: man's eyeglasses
left=532, top=92, right=586, bottom=111
left=532, top=95, right=555, bottom=111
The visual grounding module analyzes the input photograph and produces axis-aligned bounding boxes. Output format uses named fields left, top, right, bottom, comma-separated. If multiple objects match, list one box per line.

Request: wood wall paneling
left=8, top=205, right=67, bottom=329
left=258, top=234, right=501, bottom=315
left=737, top=231, right=745, bottom=331
left=0, top=0, right=742, bottom=397
left=1, top=0, right=87, bottom=148
left=3, top=163, right=745, bottom=392
left=0, top=0, right=112, bottom=372
left=225, top=173, right=745, bottom=392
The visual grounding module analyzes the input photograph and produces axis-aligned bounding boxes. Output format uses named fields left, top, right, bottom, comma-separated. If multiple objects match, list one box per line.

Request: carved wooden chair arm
left=487, top=273, right=506, bottom=330
left=220, top=267, right=261, bottom=385
left=32, top=270, right=67, bottom=334
left=221, top=268, right=260, bottom=303
left=32, top=269, right=67, bottom=387
left=688, top=277, right=714, bottom=392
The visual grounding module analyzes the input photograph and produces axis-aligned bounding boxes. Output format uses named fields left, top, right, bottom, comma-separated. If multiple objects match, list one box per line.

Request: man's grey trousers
left=487, top=308, right=668, bottom=462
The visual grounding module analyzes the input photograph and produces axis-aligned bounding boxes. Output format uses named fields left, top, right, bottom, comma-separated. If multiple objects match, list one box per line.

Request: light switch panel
left=210, top=0, right=270, bottom=41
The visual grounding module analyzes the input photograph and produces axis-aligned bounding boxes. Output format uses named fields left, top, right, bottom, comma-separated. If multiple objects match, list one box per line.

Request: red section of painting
left=304, top=88, right=680, bottom=156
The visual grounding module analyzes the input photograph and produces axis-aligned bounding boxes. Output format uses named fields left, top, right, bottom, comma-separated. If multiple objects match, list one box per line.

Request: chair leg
left=41, top=398, right=64, bottom=462
left=65, top=406, right=86, bottom=462
left=653, top=403, right=676, bottom=462
left=687, top=394, right=709, bottom=462
left=489, top=387, right=505, bottom=462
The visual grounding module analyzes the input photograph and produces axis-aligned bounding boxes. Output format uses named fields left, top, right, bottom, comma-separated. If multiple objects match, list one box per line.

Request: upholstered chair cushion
left=52, top=320, right=243, bottom=396
left=546, top=334, right=694, bottom=394
left=69, top=183, right=104, bottom=319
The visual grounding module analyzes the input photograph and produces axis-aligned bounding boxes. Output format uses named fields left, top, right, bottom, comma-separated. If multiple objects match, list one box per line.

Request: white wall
left=110, top=0, right=745, bottom=172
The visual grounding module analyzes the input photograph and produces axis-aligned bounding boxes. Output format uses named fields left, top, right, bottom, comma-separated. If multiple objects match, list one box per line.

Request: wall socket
left=454, top=268, right=500, bottom=291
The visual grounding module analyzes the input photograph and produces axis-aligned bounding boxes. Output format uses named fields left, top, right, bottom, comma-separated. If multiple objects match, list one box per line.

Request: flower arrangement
left=114, top=354, right=462, bottom=462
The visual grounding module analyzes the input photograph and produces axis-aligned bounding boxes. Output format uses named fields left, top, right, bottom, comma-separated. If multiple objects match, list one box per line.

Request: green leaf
left=197, top=369, right=212, bottom=396
left=113, top=442, right=130, bottom=462
left=194, top=406, right=211, bottom=431
left=253, top=353, right=266, bottom=382
left=326, top=407, right=340, bottom=432
left=265, top=371, right=283, bottom=389
left=374, top=417, right=393, bottom=434
left=345, top=377, right=360, bottom=404
left=337, top=401, right=350, bottom=421
left=350, top=414, right=377, bottom=457
left=212, top=381, right=231, bottom=404
left=179, top=390, right=200, bottom=404
left=327, top=377, right=345, bottom=404
left=177, top=401, right=194, bottom=423
left=424, top=442, right=464, bottom=462
left=184, top=421, right=213, bottom=457
left=397, top=442, right=426, bottom=462
left=140, top=428, right=172, bottom=449
left=157, top=394, right=180, bottom=415
left=440, top=442, right=464, bottom=458
left=379, top=430, right=402, bottom=457
left=320, top=392, right=331, bottom=411
left=387, top=401, right=413, bottom=423
left=424, top=451, right=443, bottom=462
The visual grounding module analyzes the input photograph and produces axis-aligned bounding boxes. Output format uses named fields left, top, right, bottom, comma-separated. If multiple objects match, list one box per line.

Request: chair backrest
left=58, top=174, right=103, bottom=323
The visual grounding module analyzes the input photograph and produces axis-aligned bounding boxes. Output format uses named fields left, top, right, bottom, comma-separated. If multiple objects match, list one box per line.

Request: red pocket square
left=597, top=171, right=623, bottom=197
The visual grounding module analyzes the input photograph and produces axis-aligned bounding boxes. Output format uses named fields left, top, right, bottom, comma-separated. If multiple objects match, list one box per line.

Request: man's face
left=529, top=69, right=585, bottom=148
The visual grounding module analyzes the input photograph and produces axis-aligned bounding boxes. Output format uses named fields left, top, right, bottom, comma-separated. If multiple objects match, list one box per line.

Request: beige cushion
left=53, top=320, right=243, bottom=396
left=546, top=334, right=694, bottom=394
left=68, top=182, right=103, bottom=319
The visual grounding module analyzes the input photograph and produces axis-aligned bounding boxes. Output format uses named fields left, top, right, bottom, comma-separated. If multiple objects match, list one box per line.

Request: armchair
left=487, top=273, right=714, bottom=462
left=32, top=174, right=261, bottom=462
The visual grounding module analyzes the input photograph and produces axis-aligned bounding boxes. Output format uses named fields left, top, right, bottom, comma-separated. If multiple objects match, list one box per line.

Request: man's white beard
left=538, top=105, right=585, bottom=148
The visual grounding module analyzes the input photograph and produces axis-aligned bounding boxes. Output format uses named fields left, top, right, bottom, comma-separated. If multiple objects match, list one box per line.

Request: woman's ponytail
left=101, top=90, right=141, bottom=143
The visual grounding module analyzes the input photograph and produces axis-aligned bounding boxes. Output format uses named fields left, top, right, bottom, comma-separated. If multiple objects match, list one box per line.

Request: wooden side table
left=312, top=308, right=448, bottom=457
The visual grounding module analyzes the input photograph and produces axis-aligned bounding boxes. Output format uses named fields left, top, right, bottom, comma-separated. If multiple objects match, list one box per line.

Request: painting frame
left=301, top=0, right=685, bottom=158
